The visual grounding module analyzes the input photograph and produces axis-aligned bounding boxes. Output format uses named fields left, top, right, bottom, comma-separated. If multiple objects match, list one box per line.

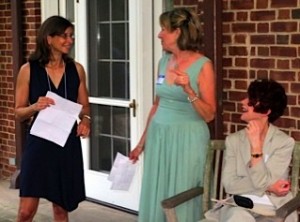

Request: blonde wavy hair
left=159, top=8, right=203, bottom=52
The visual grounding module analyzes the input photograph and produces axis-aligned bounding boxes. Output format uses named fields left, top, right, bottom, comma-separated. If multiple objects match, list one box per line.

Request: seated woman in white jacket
left=203, top=79, right=298, bottom=222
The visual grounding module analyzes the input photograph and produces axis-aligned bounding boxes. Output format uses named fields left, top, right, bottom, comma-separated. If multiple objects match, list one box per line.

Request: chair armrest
left=276, top=194, right=300, bottom=219
left=161, top=187, right=203, bottom=209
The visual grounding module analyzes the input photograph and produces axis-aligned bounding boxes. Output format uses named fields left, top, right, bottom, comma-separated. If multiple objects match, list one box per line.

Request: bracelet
left=187, top=95, right=199, bottom=103
left=82, top=114, right=91, bottom=121
left=251, top=153, right=263, bottom=158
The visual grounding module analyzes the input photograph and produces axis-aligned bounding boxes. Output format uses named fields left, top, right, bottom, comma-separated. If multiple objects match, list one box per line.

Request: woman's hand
left=245, top=120, right=264, bottom=153
left=32, top=96, right=55, bottom=111
left=129, top=146, right=144, bottom=164
left=32, top=96, right=55, bottom=112
left=267, top=179, right=290, bottom=196
left=173, top=69, right=193, bottom=93
left=77, top=117, right=90, bottom=138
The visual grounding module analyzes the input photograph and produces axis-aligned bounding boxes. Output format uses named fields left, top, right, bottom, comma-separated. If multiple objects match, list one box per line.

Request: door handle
left=129, top=99, right=136, bottom=117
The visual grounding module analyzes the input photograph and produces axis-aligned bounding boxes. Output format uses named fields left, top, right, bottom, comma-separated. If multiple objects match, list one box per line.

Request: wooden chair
left=161, top=140, right=300, bottom=222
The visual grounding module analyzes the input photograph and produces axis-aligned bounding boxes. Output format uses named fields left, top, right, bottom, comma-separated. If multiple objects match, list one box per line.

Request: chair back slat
left=291, top=142, right=300, bottom=196
left=202, top=140, right=226, bottom=217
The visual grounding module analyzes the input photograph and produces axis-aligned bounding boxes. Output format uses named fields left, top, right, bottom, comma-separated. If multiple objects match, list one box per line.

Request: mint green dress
left=138, top=53, right=211, bottom=222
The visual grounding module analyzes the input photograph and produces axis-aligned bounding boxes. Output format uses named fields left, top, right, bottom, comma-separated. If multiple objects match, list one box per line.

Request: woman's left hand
left=77, top=118, right=91, bottom=138
left=267, top=179, right=290, bottom=196
left=173, top=69, right=190, bottom=89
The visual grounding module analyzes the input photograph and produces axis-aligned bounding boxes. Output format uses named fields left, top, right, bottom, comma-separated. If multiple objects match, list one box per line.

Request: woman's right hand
left=33, top=96, right=55, bottom=112
left=129, top=146, right=144, bottom=164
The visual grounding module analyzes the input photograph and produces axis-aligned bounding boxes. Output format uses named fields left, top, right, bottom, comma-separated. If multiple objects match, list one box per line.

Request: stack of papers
left=30, top=91, right=82, bottom=147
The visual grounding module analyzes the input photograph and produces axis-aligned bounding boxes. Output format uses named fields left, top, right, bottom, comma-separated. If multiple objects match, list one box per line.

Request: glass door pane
left=90, top=104, right=130, bottom=172
left=88, top=0, right=130, bottom=172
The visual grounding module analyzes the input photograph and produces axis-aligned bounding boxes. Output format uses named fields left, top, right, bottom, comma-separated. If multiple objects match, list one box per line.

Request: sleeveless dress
left=138, top=53, right=211, bottom=222
left=19, top=60, right=85, bottom=212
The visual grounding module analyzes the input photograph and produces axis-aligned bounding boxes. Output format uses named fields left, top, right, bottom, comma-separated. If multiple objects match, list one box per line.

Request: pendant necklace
left=45, top=62, right=67, bottom=99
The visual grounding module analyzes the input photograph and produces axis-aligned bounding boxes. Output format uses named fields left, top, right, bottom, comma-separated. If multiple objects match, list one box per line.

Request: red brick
left=250, top=58, right=275, bottom=68
left=234, top=34, right=246, bottom=44
left=277, top=60, right=290, bottom=69
left=291, top=132, right=300, bottom=141
left=278, top=9, right=291, bottom=20
left=270, top=71, right=295, bottom=81
left=291, top=83, right=300, bottom=93
left=256, top=70, right=268, bottom=79
left=275, top=118, right=296, bottom=128
left=235, top=58, right=248, bottom=67
left=223, top=12, right=234, bottom=22
left=234, top=80, right=248, bottom=89
left=256, top=0, right=268, bottom=9
left=231, top=0, right=254, bottom=10
left=288, top=95, right=297, bottom=106
left=271, top=22, right=297, bottom=32
left=257, top=23, right=269, bottom=33
left=223, top=101, right=236, bottom=112
left=229, top=91, right=247, bottom=101
left=291, top=59, right=300, bottom=69
left=257, top=47, right=269, bottom=56
left=251, top=11, right=275, bottom=21
left=228, top=69, right=248, bottom=79
left=270, top=46, right=297, bottom=57
left=236, top=12, right=248, bottom=21
left=291, top=34, right=300, bottom=44
left=228, top=46, right=248, bottom=56
left=271, top=0, right=297, bottom=8
left=251, top=35, right=275, bottom=44
left=232, top=23, right=256, bottom=32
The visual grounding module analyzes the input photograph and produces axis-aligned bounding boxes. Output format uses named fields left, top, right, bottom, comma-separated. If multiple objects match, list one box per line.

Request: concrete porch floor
left=0, top=179, right=138, bottom=222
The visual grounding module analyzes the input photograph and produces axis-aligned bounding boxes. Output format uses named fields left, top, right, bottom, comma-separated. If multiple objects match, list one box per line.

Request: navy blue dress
left=19, top=60, right=85, bottom=211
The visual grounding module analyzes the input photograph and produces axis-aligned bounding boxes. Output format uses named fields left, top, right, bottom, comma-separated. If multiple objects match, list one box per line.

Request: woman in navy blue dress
left=15, top=16, right=90, bottom=222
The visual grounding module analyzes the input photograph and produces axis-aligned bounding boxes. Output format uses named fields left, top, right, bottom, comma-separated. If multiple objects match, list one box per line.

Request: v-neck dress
left=19, top=60, right=85, bottom=211
left=138, top=53, right=210, bottom=222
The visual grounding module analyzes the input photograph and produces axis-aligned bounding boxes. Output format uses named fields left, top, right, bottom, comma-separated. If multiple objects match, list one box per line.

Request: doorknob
left=129, top=99, right=136, bottom=117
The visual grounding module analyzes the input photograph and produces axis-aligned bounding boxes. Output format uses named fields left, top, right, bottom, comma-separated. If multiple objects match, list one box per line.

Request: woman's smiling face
left=240, top=98, right=268, bottom=123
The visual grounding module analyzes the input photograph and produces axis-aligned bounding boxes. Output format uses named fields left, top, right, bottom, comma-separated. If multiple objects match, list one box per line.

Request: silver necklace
left=45, top=62, right=67, bottom=99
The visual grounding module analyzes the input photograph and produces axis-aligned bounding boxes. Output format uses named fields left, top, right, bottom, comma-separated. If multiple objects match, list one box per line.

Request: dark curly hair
left=247, top=79, right=287, bottom=123
left=159, top=8, right=202, bottom=52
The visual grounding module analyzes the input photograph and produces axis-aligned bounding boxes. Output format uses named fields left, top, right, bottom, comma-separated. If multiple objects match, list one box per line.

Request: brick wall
left=22, top=0, right=41, bottom=59
left=0, top=0, right=16, bottom=179
left=0, top=0, right=40, bottom=179
left=222, top=0, right=300, bottom=139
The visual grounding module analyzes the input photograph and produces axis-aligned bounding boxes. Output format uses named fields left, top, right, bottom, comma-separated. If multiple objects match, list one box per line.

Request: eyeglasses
left=56, top=33, right=75, bottom=39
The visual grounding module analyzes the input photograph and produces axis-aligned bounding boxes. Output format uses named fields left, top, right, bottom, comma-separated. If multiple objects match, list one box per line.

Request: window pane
left=99, top=24, right=110, bottom=59
left=90, top=104, right=131, bottom=172
left=112, top=62, right=129, bottom=99
left=112, top=0, right=127, bottom=21
left=112, top=106, right=130, bottom=137
left=96, top=62, right=110, bottom=97
left=98, top=0, right=110, bottom=21
left=112, top=23, right=126, bottom=59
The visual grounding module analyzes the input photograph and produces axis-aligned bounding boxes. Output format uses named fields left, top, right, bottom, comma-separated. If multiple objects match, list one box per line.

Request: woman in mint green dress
left=130, top=8, right=216, bottom=222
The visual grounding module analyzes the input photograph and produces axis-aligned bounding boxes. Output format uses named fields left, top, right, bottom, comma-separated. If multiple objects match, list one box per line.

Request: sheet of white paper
left=108, top=152, right=137, bottom=191
left=30, top=91, right=82, bottom=147
left=241, top=194, right=273, bottom=206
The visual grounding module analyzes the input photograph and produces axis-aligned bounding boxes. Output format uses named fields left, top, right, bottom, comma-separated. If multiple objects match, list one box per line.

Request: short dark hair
left=159, top=8, right=202, bottom=52
left=29, top=16, right=74, bottom=65
left=247, top=79, right=287, bottom=122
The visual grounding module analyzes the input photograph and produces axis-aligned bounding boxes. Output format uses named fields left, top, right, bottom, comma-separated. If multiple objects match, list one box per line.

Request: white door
left=41, top=0, right=162, bottom=211
left=75, top=0, right=162, bottom=211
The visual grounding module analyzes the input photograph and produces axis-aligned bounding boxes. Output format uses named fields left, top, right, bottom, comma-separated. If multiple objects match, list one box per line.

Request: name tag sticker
left=156, top=74, right=165, bottom=85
